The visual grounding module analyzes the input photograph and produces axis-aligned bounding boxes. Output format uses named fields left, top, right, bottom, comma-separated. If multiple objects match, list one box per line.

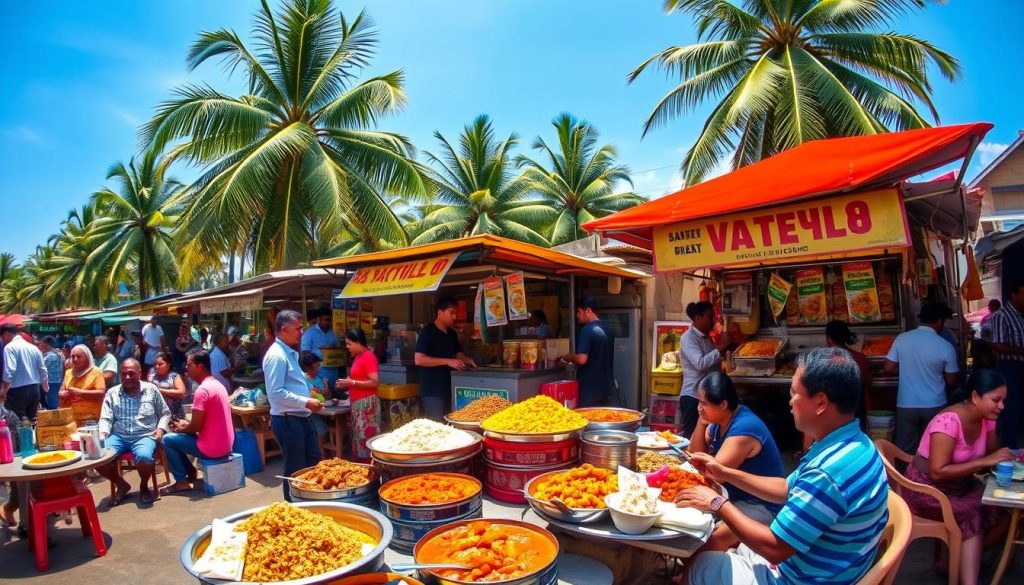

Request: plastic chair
left=874, top=439, right=962, bottom=585
left=856, top=490, right=913, bottom=585
left=28, top=481, right=106, bottom=571
left=107, top=443, right=171, bottom=500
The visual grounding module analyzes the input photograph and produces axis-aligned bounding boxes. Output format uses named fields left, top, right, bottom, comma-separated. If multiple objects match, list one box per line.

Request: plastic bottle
left=19, top=418, right=37, bottom=458
left=0, top=419, right=14, bottom=464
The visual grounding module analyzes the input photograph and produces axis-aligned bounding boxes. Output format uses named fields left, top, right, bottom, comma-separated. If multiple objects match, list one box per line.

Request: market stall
left=584, top=123, right=993, bottom=448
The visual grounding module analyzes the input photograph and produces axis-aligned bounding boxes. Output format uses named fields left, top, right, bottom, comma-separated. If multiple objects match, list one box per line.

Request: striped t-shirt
left=771, top=420, right=889, bottom=585
left=992, top=303, right=1024, bottom=361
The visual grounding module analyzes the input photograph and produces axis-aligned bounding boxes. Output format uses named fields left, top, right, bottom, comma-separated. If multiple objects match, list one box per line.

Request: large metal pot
left=413, top=519, right=559, bottom=585
left=180, top=501, right=392, bottom=584
left=581, top=429, right=638, bottom=471
left=367, top=430, right=482, bottom=463
left=288, top=463, right=377, bottom=501
left=521, top=470, right=609, bottom=524
left=575, top=407, right=644, bottom=432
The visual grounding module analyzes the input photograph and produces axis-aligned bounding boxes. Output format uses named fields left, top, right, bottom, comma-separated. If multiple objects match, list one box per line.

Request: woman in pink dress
left=336, top=329, right=379, bottom=461
left=903, top=369, right=1013, bottom=585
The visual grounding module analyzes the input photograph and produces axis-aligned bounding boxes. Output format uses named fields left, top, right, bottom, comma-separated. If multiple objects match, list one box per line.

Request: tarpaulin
left=584, top=123, right=993, bottom=248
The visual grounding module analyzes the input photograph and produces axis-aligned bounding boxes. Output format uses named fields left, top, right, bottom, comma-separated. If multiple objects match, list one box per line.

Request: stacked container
left=481, top=429, right=581, bottom=504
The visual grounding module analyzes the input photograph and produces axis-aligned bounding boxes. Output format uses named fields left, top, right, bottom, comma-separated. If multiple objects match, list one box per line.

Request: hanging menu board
left=505, top=272, right=528, bottom=321
left=483, top=277, right=508, bottom=327
left=843, top=262, right=882, bottom=323
left=796, top=267, right=828, bottom=326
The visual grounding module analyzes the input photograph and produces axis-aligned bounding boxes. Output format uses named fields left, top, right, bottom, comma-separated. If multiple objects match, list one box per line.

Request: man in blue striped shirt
left=680, top=347, right=889, bottom=585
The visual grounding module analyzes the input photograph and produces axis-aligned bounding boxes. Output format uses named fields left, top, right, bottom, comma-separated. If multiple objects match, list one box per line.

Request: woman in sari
left=59, top=344, right=108, bottom=425
left=337, top=329, right=380, bottom=461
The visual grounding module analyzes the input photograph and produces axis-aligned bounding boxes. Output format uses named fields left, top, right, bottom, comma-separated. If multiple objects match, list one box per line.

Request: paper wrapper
left=192, top=519, right=247, bottom=581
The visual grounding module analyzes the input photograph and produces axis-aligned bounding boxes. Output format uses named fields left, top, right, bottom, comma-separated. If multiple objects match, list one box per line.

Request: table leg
left=991, top=508, right=1020, bottom=585
left=334, top=415, right=344, bottom=457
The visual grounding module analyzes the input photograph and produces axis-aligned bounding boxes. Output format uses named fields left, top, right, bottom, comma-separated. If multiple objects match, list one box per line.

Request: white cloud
left=0, top=125, right=44, bottom=144
left=976, top=142, right=1009, bottom=167
left=108, top=106, right=142, bottom=128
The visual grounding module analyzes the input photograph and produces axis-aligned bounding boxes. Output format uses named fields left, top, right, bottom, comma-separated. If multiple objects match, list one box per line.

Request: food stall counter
left=450, top=367, right=567, bottom=410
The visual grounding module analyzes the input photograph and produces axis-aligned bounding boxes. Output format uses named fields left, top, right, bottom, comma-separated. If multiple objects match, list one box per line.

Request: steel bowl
left=413, top=519, right=560, bottom=585
left=367, top=430, right=482, bottom=463
left=575, top=407, right=644, bottom=432
left=521, top=469, right=610, bottom=524
left=288, top=463, right=377, bottom=501
left=443, top=416, right=484, bottom=434
left=480, top=427, right=584, bottom=443
left=180, top=501, right=392, bottom=584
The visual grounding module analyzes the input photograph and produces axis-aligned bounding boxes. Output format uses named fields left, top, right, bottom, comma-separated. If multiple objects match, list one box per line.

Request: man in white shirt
left=1, top=324, right=49, bottom=420
left=140, top=316, right=166, bottom=375
left=210, top=333, right=240, bottom=391
left=264, top=310, right=323, bottom=500
left=884, top=302, right=959, bottom=454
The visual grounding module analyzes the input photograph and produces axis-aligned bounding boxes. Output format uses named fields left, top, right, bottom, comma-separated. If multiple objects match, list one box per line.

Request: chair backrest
left=855, top=490, right=913, bottom=585
left=873, top=439, right=919, bottom=493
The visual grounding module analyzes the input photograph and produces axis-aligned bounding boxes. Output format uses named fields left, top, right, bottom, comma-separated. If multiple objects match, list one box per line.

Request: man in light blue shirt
left=300, top=307, right=340, bottom=387
left=884, top=302, right=959, bottom=454
left=1, top=324, right=48, bottom=420
left=263, top=310, right=323, bottom=500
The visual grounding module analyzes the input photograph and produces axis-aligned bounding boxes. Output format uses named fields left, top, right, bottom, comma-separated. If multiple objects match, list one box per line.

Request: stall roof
left=0, top=314, right=29, bottom=327
left=150, top=268, right=345, bottom=312
left=312, top=234, right=646, bottom=279
left=583, top=123, right=993, bottom=248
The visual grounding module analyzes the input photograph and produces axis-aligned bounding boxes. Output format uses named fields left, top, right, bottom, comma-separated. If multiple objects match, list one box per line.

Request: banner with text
left=338, top=253, right=459, bottom=298
left=653, top=188, right=910, bottom=272
left=200, top=291, right=263, bottom=314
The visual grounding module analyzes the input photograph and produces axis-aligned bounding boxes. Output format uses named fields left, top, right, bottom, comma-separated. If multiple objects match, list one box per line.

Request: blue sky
left=2, top=0, right=1022, bottom=262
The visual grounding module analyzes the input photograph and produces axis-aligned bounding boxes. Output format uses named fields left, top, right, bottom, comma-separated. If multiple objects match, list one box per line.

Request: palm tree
left=630, top=0, right=961, bottom=186
left=415, top=115, right=555, bottom=246
left=86, top=147, right=184, bottom=299
left=0, top=253, right=18, bottom=287
left=42, top=204, right=123, bottom=308
left=0, top=246, right=57, bottom=313
left=143, top=0, right=426, bottom=276
left=517, top=114, right=646, bottom=245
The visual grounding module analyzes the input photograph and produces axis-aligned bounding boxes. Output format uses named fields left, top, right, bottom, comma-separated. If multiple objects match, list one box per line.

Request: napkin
left=655, top=501, right=714, bottom=533
left=193, top=519, right=247, bottom=581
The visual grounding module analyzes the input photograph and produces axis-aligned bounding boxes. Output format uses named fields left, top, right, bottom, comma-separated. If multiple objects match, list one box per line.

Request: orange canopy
left=584, top=123, right=992, bottom=249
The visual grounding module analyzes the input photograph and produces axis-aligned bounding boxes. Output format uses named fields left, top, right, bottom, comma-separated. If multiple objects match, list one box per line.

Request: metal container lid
left=581, top=429, right=639, bottom=446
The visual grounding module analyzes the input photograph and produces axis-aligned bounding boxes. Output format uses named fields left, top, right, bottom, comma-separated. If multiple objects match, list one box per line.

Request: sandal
left=140, top=489, right=157, bottom=504
left=109, top=484, right=133, bottom=507
left=160, top=483, right=193, bottom=495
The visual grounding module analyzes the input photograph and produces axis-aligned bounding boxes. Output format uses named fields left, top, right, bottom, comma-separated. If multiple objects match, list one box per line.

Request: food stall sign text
left=653, top=188, right=910, bottom=272
left=338, top=253, right=460, bottom=298
left=200, top=291, right=264, bottom=314
left=453, top=387, right=509, bottom=410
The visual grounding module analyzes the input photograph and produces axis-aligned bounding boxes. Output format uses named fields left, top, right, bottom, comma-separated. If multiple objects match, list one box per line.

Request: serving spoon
left=390, top=562, right=473, bottom=572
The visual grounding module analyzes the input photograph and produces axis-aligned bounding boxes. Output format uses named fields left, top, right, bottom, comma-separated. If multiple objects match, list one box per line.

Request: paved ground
left=1, top=459, right=1022, bottom=584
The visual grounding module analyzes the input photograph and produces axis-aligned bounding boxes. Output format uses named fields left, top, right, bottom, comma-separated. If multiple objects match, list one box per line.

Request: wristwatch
left=709, top=495, right=728, bottom=515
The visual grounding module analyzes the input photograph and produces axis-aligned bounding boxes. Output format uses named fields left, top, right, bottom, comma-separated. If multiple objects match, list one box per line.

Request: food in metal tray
left=295, top=458, right=370, bottom=490
left=374, top=418, right=475, bottom=452
left=862, top=336, right=895, bottom=357
left=417, top=521, right=557, bottom=582
left=380, top=474, right=480, bottom=505
left=736, top=339, right=782, bottom=358
left=529, top=464, right=618, bottom=509
left=637, top=451, right=682, bottom=473
left=577, top=408, right=641, bottom=423
left=448, top=395, right=513, bottom=422
left=481, top=395, right=587, bottom=434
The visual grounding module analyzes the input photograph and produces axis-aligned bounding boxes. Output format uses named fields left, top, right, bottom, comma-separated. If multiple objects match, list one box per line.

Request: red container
left=649, top=422, right=679, bottom=433
left=483, top=436, right=580, bottom=466
left=540, top=380, right=578, bottom=410
left=483, top=460, right=576, bottom=504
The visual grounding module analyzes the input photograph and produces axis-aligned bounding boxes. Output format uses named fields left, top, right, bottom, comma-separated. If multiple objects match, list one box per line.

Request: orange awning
left=584, top=123, right=992, bottom=248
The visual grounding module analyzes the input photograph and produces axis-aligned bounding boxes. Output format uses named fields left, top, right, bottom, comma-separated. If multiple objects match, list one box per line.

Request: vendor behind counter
left=414, top=296, right=477, bottom=418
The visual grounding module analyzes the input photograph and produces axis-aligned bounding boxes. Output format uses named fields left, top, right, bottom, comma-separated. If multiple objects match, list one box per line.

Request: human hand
left=336, top=378, right=353, bottom=389
left=154, top=429, right=166, bottom=441
left=448, top=359, right=468, bottom=370
left=171, top=419, right=187, bottom=432
left=675, top=485, right=721, bottom=512
left=985, top=448, right=1014, bottom=466
left=59, top=389, right=71, bottom=400
left=465, top=358, right=477, bottom=369
left=716, top=332, right=733, bottom=351
left=686, top=451, right=726, bottom=482
left=306, top=398, right=324, bottom=412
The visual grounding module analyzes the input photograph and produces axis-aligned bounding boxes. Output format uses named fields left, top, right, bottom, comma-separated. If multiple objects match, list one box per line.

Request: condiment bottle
left=19, top=417, right=37, bottom=458
left=0, top=419, right=14, bottom=463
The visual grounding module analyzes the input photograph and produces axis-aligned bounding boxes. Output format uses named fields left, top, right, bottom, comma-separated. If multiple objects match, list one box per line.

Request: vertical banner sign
left=359, top=300, right=374, bottom=334
left=473, top=285, right=483, bottom=340
left=843, top=262, right=882, bottom=323
left=346, top=300, right=360, bottom=331
left=653, top=188, right=910, bottom=272
left=505, top=272, right=528, bottom=321
left=332, top=309, right=346, bottom=337
left=766, top=273, right=793, bottom=322
left=331, top=289, right=344, bottom=310
left=796, top=268, right=828, bottom=325
left=482, top=277, right=508, bottom=327
left=721, top=272, right=753, bottom=317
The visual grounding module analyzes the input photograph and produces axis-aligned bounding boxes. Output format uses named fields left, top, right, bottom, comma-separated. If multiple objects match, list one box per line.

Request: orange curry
left=380, top=473, right=480, bottom=505
left=578, top=409, right=640, bottom=423
left=417, top=521, right=556, bottom=582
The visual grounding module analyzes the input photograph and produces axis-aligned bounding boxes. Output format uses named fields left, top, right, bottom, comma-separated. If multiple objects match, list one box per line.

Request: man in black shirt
left=415, top=297, right=476, bottom=418
left=563, top=297, right=618, bottom=406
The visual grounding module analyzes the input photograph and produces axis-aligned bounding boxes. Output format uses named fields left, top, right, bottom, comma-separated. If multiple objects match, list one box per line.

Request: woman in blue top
left=687, top=371, right=786, bottom=552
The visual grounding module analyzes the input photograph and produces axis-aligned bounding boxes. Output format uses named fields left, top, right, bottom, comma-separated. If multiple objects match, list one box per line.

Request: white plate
left=22, top=450, right=83, bottom=469
left=636, top=432, right=690, bottom=451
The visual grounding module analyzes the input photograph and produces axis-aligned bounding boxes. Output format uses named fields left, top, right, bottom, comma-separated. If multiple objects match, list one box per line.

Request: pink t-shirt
left=349, top=350, right=379, bottom=382
left=917, top=411, right=996, bottom=463
left=193, top=377, right=234, bottom=458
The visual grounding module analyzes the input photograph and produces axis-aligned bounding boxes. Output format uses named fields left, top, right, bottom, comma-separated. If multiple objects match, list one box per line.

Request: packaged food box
left=651, top=370, right=683, bottom=395
left=37, top=421, right=78, bottom=448
left=37, top=408, right=75, bottom=425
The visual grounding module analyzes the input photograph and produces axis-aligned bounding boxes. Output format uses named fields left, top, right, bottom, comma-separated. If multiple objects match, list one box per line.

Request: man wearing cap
left=140, top=316, right=166, bottom=376
left=563, top=297, right=618, bottom=407
left=301, top=308, right=341, bottom=389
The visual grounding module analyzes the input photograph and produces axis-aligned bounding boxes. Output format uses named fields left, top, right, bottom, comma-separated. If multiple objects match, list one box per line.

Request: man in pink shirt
left=161, top=349, right=234, bottom=494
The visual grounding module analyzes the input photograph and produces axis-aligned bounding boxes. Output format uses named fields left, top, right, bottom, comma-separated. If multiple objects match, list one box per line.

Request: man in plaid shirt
left=97, top=358, right=171, bottom=505
left=993, top=279, right=1024, bottom=449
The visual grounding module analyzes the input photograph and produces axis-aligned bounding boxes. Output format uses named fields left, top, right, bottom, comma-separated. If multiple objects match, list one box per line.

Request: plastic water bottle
left=19, top=418, right=37, bottom=458
left=0, top=419, right=14, bottom=464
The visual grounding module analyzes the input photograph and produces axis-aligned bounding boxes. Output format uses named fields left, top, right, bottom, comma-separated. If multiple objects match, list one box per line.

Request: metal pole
left=302, top=284, right=307, bottom=325
left=569, top=274, right=577, bottom=350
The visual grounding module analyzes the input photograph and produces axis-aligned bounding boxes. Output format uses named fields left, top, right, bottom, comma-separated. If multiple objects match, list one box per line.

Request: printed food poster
left=332, top=309, right=346, bottom=336
left=359, top=300, right=373, bottom=333
left=843, top=262, right=882, bottom=323
left=505, top=272, right=528, bottom=321
left=472, top=286, right=483, bottom=339
left=722, top=272, right=753, bottom=316
left=346, top=299, right=360, bottom=331
left=766, top=272, right=793, bottom=322
left=796, top=268, right=828, bottom=325
left=483, top=277, right=508, bottom=327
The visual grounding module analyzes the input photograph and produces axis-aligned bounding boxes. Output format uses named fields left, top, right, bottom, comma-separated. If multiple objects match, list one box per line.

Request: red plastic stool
left=28, top=481, right=106, bottom=571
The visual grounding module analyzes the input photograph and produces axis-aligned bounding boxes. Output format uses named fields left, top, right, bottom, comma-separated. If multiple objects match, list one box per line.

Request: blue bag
left=232, top=430, right=263, bottom=474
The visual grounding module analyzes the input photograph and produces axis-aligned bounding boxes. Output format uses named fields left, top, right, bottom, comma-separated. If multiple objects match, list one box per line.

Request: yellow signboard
left=653, top=189, right=910, bottom=272
left=338, top=253, right=459, bottom=298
